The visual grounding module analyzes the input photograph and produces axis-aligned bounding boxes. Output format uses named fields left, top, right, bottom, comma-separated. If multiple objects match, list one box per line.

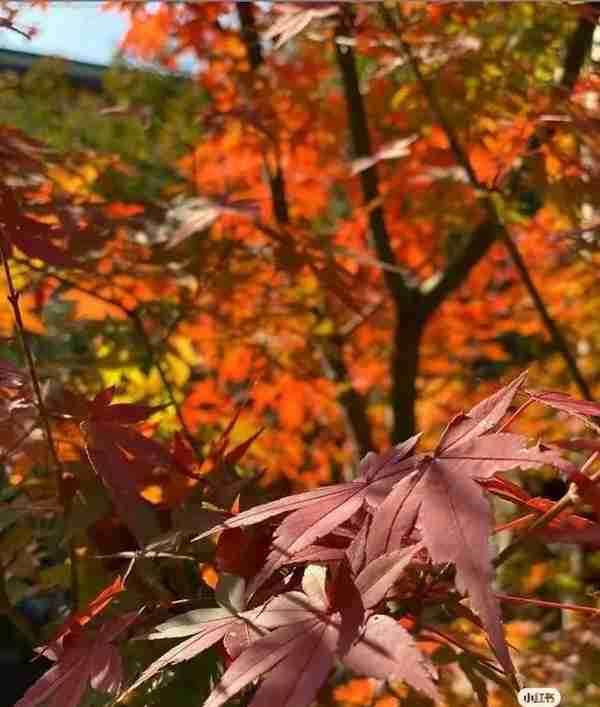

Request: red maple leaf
left=192, top=433, right=422, bottom=596
left=17, top=613, right=137, bottom=707
left=46, top=575, right=125, bottom=649
left=363, top=375, right=573, bottom=678
left=125, top=565, right=436, bottom=707
left=81, top=389, right=170, bottom=546
left=0, top=185, right=74, bottom=268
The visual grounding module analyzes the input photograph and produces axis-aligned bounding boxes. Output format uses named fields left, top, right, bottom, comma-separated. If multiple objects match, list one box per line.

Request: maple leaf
left=354, top=543, right=424, bottom=609
left=80, top=389, right=169, bottom=546
left=124, top=566, right=359, bottom=707
left=125, top=554, right=436, bottom=707
left=525, top=388, right=600, bottom=429
left=16, top=613, right=137, bottom=707
left=0, top=185, right=74, bottom=268
left=201, top=564, right=435, bottom=707
left=264, top=3, right=339, bottom=48
left=45, top=575, right=125, bottom=649
left=342, top=614, right=438, bottom=701
left=122, top=573, right=262, bottom=696
left=364, top=375, right=574, bottom=678
left=192, top=434, right=422, bottom=596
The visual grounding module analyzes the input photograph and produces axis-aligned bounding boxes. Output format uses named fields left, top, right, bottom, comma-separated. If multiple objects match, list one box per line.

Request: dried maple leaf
left=163, top=196, right=258, bottom=249
left=264, top=3, right=339, bottom=48
left=351, top=135, right=418, bottom=175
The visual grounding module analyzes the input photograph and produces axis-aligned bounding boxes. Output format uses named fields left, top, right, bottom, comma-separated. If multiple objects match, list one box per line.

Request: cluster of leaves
left=10, top=370, right=600, bottom=707
left=0, top=55, right=205, bottom=203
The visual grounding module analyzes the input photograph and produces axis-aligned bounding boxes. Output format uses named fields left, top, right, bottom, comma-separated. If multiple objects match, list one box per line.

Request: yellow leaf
left=313, top=318, right=334, bottom=336
left=391, top=85, right=412, bottom=109
left=171, top=336, right=198, bottom=365
left=165, top=352, right=190, bottom=387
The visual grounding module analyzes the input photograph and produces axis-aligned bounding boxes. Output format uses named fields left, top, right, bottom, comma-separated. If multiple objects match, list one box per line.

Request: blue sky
left=0, top=2, right=129, bottom=65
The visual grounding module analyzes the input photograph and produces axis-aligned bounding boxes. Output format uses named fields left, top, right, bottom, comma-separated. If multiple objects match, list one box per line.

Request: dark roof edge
left=0, top=48, right=105, bottom=90
left=0, top=48, right=187, bottom=92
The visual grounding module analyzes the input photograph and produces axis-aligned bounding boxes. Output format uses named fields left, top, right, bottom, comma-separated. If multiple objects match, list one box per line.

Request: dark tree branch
left=334, top=9, right=414, bottom=307
left=237, top=2, right=289, bottom=226
left=237, top=2, right=263, bottom=69
left=420, top=215, right=503, bottom=319
left=237, top=3, right=374, bottom=457
left=385, top=7, right=593, bottom=400
left=561, top=12, right=595, bottom=95
left=317, top=333, right=374, bottom=458
left=499, top=232, right=592, bottom=398
left=334, top=8, right=430, bottom=445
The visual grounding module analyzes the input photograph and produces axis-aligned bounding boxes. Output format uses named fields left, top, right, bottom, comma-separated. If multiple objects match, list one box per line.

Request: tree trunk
left=390, top=312, right=424, bottom=444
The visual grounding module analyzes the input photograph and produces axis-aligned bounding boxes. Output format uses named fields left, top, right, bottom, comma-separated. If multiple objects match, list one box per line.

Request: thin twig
left=0, top=242, right=80, bottom=606
left=496, top=592, right=600, bottom=618
left=92, top=551, right=196, bottom=561
left=0, top=246, right=67, bottom=504
left=494, top=452, right=600, bottom=568
left=129, top=309, right=201, bottom=460
left=18, top=258, right=203, bottom=463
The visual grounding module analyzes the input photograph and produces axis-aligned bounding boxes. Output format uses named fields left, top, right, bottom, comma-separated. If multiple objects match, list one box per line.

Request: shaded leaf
left=355, top=544, right=423, bottom=609
left=342, top=615, right=438, bottom=700
left=17, top=614, right=136, bottom=707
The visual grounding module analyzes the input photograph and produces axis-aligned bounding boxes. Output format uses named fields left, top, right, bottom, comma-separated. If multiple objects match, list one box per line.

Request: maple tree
left=4, top=1, right=600, bottom=706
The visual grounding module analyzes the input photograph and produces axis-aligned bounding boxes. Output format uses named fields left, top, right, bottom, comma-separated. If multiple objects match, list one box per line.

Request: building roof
left=0, top=48, right=107, bottom=90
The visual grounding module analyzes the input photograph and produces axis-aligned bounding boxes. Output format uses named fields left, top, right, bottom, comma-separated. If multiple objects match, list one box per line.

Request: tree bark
left=391, top=312, right=425, bottom=444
